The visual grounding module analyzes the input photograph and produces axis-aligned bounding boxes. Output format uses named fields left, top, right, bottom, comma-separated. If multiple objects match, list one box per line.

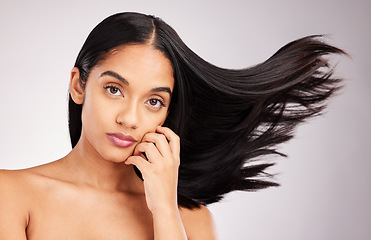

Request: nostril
left=116, top=117, right=138, bottom=129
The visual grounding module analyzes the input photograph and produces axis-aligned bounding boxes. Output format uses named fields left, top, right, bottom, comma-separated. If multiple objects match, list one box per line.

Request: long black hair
left=69, top=12, right=346, bottom=208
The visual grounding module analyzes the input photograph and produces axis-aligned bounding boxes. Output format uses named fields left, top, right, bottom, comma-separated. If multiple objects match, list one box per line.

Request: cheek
left=141, top=111, right=168, bottom=132
left=81, top=93, right=113, bottom=134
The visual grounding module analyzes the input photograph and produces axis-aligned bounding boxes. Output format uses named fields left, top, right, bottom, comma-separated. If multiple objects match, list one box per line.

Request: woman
left=0, top=12, right=345, bottom=239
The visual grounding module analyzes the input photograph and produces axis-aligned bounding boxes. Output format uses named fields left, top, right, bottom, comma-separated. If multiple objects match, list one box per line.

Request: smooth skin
left=0, top=44, right=216, bottom=239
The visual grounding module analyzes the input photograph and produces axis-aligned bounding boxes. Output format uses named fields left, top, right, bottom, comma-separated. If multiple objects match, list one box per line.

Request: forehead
left=93, top=44, right=174, bottom=90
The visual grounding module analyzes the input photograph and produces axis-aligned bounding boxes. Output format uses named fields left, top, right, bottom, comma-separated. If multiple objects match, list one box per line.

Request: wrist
left=152, top=205, right=187, bottom=240
left=151, top=203, right=179, bottom=218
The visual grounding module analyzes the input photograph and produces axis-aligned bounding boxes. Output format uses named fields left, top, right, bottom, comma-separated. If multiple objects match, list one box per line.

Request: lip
left=106, top=133, right=137, bottom=148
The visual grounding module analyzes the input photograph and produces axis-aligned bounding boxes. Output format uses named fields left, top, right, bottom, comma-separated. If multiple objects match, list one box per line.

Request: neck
left=63, top=136, right=144, bottom=193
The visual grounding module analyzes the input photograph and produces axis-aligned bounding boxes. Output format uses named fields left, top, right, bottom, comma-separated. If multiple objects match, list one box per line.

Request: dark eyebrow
left=100, top=71, right=129, bottom=85
left=151, top=87, right=172, bottom=98
left=101, top=70, right=171, bottom=97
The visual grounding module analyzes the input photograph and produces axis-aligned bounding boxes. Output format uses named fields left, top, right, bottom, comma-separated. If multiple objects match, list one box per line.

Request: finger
left=156, top=126, right=180, bottom=157
left=133, top=142, right=163, bottom=163
left=141, top=132, right=171, bottom=158
left=125, top=155, right=150, bottom=175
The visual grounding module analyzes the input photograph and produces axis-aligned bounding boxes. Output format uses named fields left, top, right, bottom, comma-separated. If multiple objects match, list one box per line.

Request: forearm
left=152, top=207, right=187, bottom=240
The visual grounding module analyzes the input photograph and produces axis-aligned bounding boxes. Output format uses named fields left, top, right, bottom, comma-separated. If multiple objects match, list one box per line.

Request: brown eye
left=104, top=86, right=122, bottom=96
left=149, top=99, right=158, bottom=106
left=109, top=87, right=118, bottom=94
left=145, top=98, right=165, bottom=111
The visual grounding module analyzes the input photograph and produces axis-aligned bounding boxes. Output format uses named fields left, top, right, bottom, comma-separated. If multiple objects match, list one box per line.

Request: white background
left=0, top=0, right=370, bottom=239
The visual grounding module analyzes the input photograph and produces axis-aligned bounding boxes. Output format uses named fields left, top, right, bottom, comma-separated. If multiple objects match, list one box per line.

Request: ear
left=70, top=67, right=84, bottom=105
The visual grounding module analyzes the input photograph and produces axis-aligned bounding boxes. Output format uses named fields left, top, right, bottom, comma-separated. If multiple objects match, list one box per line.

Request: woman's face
left=79, top=44, right=174, bottom=162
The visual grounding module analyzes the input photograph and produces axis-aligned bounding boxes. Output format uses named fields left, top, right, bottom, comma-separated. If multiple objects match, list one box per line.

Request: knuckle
left=136, top=142, right=146, bottom=149
left=174, top=160, right=180, bottom=168
left=159, top=134, right=167, bottom=142
left=175, top=157, right=180, bottom=166
left=161, top=126, right=170, bottom=131
left=160, top=159, right=172, bottom=168
left=153, top=164, right=164, bottom=174
left=133, top=156, right=144, bottom=162
left=142, top=142, right=152, bottom=149
left=166, top=159, right=174, bottom=168
left=168, top=157, right=178, bottom=168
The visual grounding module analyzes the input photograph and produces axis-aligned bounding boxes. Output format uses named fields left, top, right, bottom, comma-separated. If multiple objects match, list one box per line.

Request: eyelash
left=146, top=98, right=166, bottom=111
left=103, top=84, right=166, bottom=110
left=104, top=84, right=122, bottom=96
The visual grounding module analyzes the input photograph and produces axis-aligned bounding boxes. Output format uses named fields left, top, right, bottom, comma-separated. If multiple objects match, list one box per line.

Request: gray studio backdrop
left=0, top=0, right=370, bottom=239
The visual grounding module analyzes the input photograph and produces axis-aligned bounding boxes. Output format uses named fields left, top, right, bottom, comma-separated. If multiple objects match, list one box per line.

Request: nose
left=116, top=100, right=139, bottom=129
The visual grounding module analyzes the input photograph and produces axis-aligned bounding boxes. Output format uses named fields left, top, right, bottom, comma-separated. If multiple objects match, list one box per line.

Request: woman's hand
left=125, top=126, right=180, bottom=214
left=125, top=126, right=186, bottom=239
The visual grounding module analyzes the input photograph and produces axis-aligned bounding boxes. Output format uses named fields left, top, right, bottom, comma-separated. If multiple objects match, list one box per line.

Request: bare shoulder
left=0, top=167, right=43, bottom=210
left=0, top=168, right=34, bottom=197
left=0, top=160, right=66, bottom=196
left=0, top=161, right=59, bottom=187
left=179, top=205, right=218, bottom=240
left=0, top=162, right=63, bottom=239
left=0, top=169, right=33, bottom=239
